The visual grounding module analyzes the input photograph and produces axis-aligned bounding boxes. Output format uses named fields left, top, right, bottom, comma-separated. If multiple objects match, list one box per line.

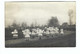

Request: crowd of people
left=11, top=26, right=64, bottom=40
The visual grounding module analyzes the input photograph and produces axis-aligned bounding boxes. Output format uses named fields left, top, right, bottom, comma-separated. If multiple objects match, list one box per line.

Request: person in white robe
left=11, top=29, right=18, bottom=38
left=31, top=31, right=36, bottom=36
left=22, top=29, right=31, bottom=40
left=60, top=29, right=64, bottom=35
left=37, top=28, right=43, bottom=37
left=54, top=27, right=59, bottom=34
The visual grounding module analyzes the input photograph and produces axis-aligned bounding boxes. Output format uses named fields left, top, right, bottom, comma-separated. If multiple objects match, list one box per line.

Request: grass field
left=5, top=31, right=76, bottom=47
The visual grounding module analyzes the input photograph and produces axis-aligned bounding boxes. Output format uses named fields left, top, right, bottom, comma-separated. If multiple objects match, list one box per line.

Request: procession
left=11, top=26, right=64, bottom=41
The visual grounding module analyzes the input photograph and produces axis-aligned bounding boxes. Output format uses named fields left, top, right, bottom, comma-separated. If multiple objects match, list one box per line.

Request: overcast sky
left=5, top=2, right=76, bottom=27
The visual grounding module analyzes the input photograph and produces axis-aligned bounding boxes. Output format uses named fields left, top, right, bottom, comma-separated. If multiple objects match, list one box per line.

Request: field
left=5, top=31, right=76, bottom=47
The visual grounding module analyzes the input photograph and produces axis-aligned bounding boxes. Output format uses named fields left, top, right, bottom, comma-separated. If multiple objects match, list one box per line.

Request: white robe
left=60, top=29, right=64, bottom=34
left=22, top=29, right=31, bottom=37
left=11, top=29, right=18, bottom=38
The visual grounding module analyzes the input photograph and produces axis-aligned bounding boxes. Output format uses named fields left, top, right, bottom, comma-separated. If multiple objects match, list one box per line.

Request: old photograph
left=5, top=1, right=76, bottom=47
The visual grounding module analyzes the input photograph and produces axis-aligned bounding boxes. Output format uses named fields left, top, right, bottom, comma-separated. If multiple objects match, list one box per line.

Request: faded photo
left=5, top=2, right=76, bottom=47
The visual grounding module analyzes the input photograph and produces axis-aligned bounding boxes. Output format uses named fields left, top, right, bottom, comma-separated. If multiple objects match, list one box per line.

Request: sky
left=5, top=2, right=76, bottom=27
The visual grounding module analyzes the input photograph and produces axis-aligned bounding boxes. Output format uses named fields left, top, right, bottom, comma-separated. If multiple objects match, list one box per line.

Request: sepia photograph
left=5, top=1, right=76, bottom=47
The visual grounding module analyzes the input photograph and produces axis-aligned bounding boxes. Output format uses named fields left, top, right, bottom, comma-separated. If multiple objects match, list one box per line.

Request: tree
left=62, top=22, right=68, bottom=28
left=48, top=16, right=60, bottom=27
left=11, top=21, right=20, bottom=29
left=68, top=9, right=73, bottom=25
left=21, top=22, right=27, bottom=29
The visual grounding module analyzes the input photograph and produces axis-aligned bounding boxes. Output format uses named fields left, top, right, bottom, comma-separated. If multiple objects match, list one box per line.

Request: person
left=45, top=30, right=50, bottom=38
left=31, top=30, right=36, bottom=38
left=36, top=28, right=42, bottom=39
left=22, top=29, right=31, bottom=41
left=11, top=29, right=18, bottom=39
left=55, top=27, right=59, bottom=34
left=60, top=29, right=64, bottom=35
